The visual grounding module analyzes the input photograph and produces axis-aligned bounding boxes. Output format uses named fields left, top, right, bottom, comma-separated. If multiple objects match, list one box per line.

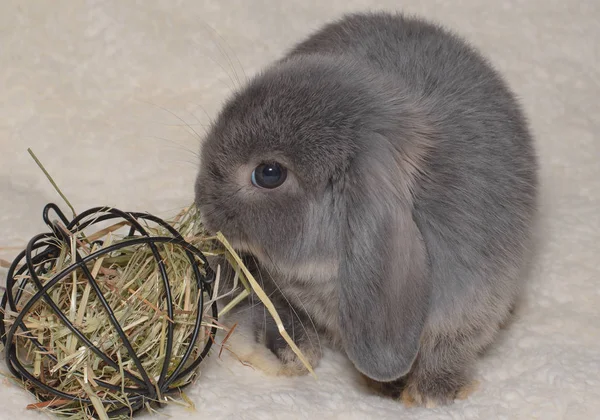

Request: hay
left=0, top=150, right=314, bottom=419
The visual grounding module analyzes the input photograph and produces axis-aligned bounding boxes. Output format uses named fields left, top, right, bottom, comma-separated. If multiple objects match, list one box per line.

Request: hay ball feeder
left=0, top=203, right=218, bottom=418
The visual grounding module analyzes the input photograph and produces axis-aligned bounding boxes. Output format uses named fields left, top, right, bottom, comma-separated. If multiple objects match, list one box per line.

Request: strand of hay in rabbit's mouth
left=0, top=150, right=315, bottom=419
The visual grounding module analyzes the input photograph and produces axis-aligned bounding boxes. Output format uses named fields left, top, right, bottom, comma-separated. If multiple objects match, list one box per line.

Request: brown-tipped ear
left=338, top=138, right=430, bottom=382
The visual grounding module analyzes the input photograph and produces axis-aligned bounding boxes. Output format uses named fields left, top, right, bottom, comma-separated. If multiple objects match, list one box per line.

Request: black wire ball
left=0, top=203, right=217, bottom=418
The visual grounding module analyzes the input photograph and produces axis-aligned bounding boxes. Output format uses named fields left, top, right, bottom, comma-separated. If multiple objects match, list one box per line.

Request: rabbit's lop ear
left=339, top=138, right=431, bottom=382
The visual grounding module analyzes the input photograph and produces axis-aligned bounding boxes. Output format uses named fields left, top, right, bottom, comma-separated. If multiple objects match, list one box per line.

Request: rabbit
left=194, top=11, right=538, bottom=407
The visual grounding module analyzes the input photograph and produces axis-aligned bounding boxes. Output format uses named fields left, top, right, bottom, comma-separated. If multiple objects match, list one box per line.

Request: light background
left=1, top=1, right=599, bottom=419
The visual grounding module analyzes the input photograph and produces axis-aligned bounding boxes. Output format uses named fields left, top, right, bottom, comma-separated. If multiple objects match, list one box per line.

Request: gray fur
left=195, top=12, right=538, bottom=405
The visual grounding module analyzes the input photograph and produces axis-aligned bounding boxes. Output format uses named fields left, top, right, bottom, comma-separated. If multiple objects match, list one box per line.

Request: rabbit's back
left=288, top=12, right=538, bottom=332
left=288, top=13, right=496, bottom=98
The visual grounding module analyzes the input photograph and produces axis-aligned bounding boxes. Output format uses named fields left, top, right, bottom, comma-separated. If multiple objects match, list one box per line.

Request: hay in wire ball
left=0, top=203, right=224, bottom=418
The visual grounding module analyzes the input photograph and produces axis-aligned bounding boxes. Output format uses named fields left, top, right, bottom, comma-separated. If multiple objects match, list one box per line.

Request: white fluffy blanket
left=1, top=1, right=599, bottom=419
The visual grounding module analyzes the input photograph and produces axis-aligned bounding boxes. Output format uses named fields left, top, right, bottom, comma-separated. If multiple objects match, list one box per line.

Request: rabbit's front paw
left=263, top=326, right=322, bottom=376
left=225, top=320, right=322, bottom=376
left=232, top=340, right=321, bottom=377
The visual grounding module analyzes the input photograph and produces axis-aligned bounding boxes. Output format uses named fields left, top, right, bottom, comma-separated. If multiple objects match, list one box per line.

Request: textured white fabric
left=1, top=1, right=599, bottom=419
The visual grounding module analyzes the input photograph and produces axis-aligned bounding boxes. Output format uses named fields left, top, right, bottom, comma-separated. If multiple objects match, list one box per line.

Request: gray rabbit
left=194, top=12, right=538, bottom=406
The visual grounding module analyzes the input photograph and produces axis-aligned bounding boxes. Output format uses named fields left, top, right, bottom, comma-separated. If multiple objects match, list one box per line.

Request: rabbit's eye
left=251, top=162, right=287, bottom=189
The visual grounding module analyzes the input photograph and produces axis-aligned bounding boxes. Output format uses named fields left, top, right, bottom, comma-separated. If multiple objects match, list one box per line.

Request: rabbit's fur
left=195, top=12, right=538, bottom=406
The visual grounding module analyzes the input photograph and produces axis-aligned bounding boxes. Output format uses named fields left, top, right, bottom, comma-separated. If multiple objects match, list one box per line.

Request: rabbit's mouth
left=214, top=228, right=254, bottom=254
left=227, top=235, right=271, bottom=264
